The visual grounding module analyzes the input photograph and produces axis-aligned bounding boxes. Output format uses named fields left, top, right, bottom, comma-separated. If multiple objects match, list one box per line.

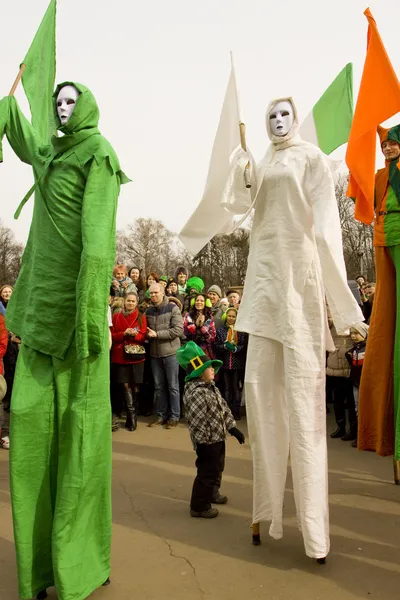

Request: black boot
left=341, top=425, right=357, bottom=441
left=124, top=389, right=137, bottom=432
left=330, top=426, right=345, bottom=439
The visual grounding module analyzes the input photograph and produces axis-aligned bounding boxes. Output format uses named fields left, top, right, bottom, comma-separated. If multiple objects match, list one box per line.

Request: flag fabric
left=21, top=0, right=57, bottom=145
left=300, top=63, right=353, bottom=155
left=179, top=61, right=250, bottom=256
left=346, top=8, right=400, bottom=225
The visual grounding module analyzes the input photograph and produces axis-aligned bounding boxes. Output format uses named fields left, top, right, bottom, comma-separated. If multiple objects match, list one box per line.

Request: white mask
left=56, top=85, right=79, bottom=125
left=268, top=100, right=294, bottom=137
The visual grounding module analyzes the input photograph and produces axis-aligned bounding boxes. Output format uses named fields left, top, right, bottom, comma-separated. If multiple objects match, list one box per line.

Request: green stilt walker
left=0, top=82, right=129, bottom=600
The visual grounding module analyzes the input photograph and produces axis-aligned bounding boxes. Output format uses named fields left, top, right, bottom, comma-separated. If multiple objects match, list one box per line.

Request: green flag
left=300, top=63, right=354, bottom=155
left=21, top=0, right=57, bottom=145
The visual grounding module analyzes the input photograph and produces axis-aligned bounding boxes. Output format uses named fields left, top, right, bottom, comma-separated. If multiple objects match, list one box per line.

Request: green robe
left=2, top=81, right=129, bottom=360
left=0, top=82, right=129, bottom=600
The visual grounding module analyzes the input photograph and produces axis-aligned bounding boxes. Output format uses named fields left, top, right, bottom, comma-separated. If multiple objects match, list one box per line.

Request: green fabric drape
left=22, top=0, right=57, bottom=145
left=10, top=337, right=111, bottom=600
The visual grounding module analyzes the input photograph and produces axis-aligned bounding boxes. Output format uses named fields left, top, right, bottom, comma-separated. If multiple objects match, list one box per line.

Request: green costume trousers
left=10, top=339, right=112, bottom=600
left=390, top=245, right=400, bottom=459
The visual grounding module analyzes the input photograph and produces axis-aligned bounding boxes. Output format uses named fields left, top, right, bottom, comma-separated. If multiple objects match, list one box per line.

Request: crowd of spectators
left=0, top=266, right=376, bottom=447
left=108, top=265, right=248, bottom=433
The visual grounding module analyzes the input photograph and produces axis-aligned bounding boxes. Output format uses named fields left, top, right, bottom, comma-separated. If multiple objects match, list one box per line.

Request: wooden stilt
left=394, top=458, right=400, bottom=485
left=252, top=522, right=261, bottom=545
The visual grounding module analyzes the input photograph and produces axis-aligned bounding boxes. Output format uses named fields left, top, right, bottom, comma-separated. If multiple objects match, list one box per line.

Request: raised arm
left=1, top=96, right=40, bottom=165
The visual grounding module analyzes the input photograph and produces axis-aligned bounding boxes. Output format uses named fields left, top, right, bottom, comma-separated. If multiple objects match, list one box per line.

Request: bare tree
left=117, top=218, right=182, bottom=276
left=191, top=228, right=250, bottom=291
left=335, top=175, right=375, bottom=281
left=0, top=221, right=24, bottom=286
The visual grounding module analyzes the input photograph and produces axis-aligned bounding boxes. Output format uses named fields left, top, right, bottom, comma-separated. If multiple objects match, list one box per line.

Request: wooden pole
left=239, top=122, right=251, bottom=189
left=9, top=64, right=26, bottom=97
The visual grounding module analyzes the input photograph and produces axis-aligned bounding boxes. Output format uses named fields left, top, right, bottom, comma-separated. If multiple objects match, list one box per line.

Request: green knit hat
left=186, top=276, right=204, bottom=295
left=160, top=275, right=169, bottom=283
left=176, top=341, right=222, bottom=382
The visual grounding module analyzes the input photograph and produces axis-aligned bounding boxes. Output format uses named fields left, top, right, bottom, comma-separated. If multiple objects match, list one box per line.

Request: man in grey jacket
left=146, top=283, right=184, bottom=428
left=207, top=285, right=225, bottom=329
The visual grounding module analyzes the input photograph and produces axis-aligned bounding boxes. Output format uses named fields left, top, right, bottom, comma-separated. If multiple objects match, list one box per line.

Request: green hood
left=53, top=81, right=100, bottom=135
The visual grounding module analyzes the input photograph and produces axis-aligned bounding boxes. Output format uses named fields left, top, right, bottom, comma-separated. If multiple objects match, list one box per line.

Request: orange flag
left=346, top=8, right=400, bottom=224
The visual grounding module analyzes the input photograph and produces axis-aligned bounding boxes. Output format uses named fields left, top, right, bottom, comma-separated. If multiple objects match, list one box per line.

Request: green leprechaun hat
left=176, top=341, right=222, bottom=382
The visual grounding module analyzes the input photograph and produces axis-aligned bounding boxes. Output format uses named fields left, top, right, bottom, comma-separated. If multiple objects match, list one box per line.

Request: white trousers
left=245, top=335, right=329, bottom=559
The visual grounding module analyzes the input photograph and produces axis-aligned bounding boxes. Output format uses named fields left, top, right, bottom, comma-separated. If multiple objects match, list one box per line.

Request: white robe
left=226, top=98, right=363, bottom=558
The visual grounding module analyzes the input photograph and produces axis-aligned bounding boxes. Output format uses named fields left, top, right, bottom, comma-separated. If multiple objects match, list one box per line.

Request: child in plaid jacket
left=177, top=341, right=245, bottom=519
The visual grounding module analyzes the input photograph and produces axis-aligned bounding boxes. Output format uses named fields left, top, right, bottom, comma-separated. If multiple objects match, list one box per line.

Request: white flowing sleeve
left=220, top=147, right=256, bottom=215
left=306, top=151, right=364, bottom=333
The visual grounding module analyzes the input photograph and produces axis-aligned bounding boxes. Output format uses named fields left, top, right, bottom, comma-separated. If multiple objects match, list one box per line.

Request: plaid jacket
left=183, top=379, right=236, bottom=448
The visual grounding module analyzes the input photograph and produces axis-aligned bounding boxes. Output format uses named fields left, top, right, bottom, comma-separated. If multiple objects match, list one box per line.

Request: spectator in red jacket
left=0, top=315, right=7, bottom=376
left=111, top=293, right=147, bottom=431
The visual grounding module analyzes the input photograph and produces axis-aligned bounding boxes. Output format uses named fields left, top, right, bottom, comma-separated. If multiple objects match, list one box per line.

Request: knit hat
left=167, top=277, right=178, bottom=286
left=222, top=307, right=238, bottom=322
left=350, top=322, right=369, bottom=339
left=378, top=124, right=400, bottom=147
left=175, top=265, right=189, bottom=278
left=160, top=275, right=169, bottom=283
left=208, top=284, right=222, bottom=298
left=186, top=276, right=204, bottom=294
left=0, top=375, right=7, bottom=401
left=176, top=341, right=222, bottom=382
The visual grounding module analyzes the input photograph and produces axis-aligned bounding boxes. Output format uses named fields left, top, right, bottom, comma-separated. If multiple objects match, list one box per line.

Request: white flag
left=179, top=60, right=250, bottom=255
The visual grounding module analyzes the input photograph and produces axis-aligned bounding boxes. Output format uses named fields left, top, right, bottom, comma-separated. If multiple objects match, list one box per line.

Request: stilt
left=316, top=557, right=326, bottom=565
left=394, top=458, right=400, bottom=485
left=252, top=522, right=261, bottom=546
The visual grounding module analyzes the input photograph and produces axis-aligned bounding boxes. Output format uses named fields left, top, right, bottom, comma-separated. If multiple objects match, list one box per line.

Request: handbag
left=124, top=342, right=146, bottom=360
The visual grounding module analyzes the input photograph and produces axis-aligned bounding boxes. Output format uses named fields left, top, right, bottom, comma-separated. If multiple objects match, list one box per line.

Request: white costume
left=229, top=98, right=363, bottom=559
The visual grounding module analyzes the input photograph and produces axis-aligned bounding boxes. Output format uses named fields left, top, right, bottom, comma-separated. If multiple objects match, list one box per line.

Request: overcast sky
left=1, top=0, right=400, bottom=244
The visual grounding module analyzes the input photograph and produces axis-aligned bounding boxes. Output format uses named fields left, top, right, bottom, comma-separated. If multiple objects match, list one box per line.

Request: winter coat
left=183, top=312, right=216, bottom=358
left=326, top=326, right=352, bottom=378
left=146, top=296, right=184, bottom=358
left=184, top=379, right=236, bottom=449
left=111, top=309, right=147, bottom=364
left=0, top=82, right=129, bottom=360
left=0, top=315, right=8, bottom=376
left=215, top=325, right=247, bottom=370
left=3, top=333, right=20, bottom=379
left=346, top=341, right=367, bottom=387
left=210, top=302, right=224, bottom=330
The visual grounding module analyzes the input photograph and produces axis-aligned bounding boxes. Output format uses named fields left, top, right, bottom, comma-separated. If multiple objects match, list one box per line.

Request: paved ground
left=1, top=413, right=399, bottom=600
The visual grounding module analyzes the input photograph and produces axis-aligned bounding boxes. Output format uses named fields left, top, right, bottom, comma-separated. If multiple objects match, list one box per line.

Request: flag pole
left=9, top=64, right=26, bottom=96
left=230, top=52, right=251, bottom=189
left=239, top=122, right=251, bottom=189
